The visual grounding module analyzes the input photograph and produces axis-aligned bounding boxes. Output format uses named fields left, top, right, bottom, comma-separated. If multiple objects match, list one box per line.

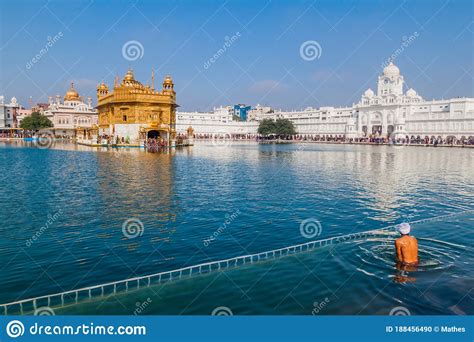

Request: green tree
left=275, top=118, right=296, bottom=136
left=20, top=112, right=53, bottom=131
left=258, top=118, right=276, bottom=135
left=258, top=118, right=296, bottom=136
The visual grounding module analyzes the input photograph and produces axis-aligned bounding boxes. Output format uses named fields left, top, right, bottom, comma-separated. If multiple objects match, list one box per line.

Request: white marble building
left=176, top=62, right=474, bottom=141
left=0, top=96, right=20, bottom=128
left=176, top=106, right=233, bottom=125
left=44, top=83, right=98, bottom=137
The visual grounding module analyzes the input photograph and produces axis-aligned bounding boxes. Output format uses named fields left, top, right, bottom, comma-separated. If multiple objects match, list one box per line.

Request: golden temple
left=96, top=68, right=177, bottom=145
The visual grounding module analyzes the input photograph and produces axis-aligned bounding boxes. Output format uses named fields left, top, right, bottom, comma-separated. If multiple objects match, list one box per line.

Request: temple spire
left=151, top=68, right=155, bottom=90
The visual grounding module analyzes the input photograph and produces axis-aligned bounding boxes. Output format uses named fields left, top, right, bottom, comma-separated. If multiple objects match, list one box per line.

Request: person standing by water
left=395, top=223, right=418, bottom=265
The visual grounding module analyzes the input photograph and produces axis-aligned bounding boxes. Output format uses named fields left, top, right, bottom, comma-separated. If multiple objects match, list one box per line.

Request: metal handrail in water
left=1, top=210, right=471, bottom=315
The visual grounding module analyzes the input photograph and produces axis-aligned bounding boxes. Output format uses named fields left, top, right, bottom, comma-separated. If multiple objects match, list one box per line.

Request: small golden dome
left=122, top=69, right=144, bottom=89
left=97, top=81, right=108, bottom=90
left=164, top=75, right=173, bottom=84
left=64, top=82, right=80, bottom=101
left=124, top=69, right=135, bottom=81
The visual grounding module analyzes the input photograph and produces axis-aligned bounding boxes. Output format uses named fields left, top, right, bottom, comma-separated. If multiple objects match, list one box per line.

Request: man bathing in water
left=395, top=223, right=418, bottom=265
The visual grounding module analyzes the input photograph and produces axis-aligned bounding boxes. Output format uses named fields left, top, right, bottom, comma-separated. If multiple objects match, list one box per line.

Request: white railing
left=0, top=230, right=389, bottom=315
left=1, top=210, right=471, bottom=315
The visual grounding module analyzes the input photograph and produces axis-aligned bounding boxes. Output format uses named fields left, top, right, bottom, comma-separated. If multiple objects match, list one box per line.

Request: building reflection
left=95, top=148, right=177, bottom=249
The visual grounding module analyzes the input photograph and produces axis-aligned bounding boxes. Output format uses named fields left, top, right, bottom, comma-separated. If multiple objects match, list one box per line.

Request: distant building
left=0, top=96, right=20, bottom=128
left=177, top=62, right=474, bottom=141
left=43, top=83, right=98, bottom=137
left=247, top=104, right=273, bottom=121
left=233, top=104, right=251, bottom=121
left=177, top=106, right=233, bottom=124
left=16, top=107, right=32, bottom=126
left=31, top=103, right=50, bottom=114
left=176, top=106, right=256, bottom=136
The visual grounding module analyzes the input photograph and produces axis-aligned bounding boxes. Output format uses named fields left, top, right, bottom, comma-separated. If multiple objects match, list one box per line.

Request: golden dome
left=64, top=82, right=80, bottom=101
left=164, top=75, right=173, bottom=84
left=122, top=69, right=144, bottom=89
left=97, top=81, right=108, bottom=91
left=124, top=69, right=135, bottom=81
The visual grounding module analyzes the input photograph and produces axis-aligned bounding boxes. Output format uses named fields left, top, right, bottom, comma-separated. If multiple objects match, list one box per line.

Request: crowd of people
left=191, top=133, right=474, bottom=147
left=145, top=137, right=168, bottom=151
left=2, top=130, right=473, bottom=147
left=193, top=133, right=257, bottom=140
left=0, top=131, right=30, bottom=138
left=0, top=131, right=73, bottom=139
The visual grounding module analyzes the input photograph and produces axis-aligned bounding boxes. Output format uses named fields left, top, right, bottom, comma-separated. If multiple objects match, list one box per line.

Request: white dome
left=406, top=88, right=417, bottom=97
left=364, top=88, right=374, bottom=97
left=383, top=62, right=400, bottom=77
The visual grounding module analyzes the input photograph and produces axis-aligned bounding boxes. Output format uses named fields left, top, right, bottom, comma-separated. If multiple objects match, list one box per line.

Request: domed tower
left=97, top=81, right=109, bottom=98
left=121, top=69, right=144, bottom=89
left=364, top=88, right=374, bottom=97
left=64, top=83, right=80, bottom=102
left=162, top=75, right=175, bottom=94
left=377, top=62, right=404, bottom=97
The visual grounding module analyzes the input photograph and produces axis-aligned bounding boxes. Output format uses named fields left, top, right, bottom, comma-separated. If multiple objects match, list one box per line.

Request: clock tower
left=377, top=62, right=404, bottom=97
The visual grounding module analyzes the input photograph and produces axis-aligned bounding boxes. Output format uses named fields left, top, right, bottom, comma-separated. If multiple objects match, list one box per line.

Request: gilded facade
left=96, top=69, right=177, bottom=144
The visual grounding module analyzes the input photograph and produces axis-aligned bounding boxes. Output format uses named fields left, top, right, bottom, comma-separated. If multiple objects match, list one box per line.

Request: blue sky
left=0, top=0, right=472, bottom=111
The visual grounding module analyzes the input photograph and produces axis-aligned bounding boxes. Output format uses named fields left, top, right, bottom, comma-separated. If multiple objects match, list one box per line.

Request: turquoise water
left=0, top=141, right=473, bottom=314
